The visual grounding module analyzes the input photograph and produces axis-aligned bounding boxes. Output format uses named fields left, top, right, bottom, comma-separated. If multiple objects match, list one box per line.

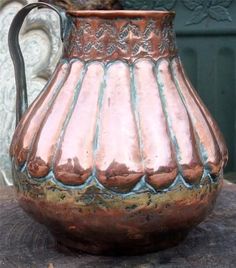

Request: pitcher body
left=9, top=3, right=228, bottom=255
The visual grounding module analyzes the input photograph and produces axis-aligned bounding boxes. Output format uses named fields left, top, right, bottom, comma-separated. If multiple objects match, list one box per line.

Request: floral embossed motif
left=159, top=16, right=176, bottom=54
left=182, top=0, right=233, bottom=25
left=65, top=16, right=176, bottom=60
left=106, top=22, right=141, bottom=55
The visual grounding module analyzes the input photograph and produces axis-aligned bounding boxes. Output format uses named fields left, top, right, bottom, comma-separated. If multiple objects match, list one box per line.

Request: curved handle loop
left=8, top=2, right=67, bottom=126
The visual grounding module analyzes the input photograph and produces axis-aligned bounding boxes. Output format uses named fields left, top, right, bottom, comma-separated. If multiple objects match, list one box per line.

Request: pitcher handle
left=8, top=2, right=67, bottom=126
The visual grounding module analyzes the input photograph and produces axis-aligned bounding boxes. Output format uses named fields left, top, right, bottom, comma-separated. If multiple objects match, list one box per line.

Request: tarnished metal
left=9, top=2, right=228, bottom=255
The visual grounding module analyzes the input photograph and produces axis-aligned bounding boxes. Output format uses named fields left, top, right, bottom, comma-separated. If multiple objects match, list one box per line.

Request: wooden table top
left=0, top=181, right=236, bottom=268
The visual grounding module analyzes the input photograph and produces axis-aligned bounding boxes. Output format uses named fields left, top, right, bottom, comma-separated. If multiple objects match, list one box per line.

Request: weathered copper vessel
left=8, top=2, right=228, bottom=255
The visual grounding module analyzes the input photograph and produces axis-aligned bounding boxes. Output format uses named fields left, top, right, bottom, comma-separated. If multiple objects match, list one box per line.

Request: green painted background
left=121, top=0, right=236, bottom=173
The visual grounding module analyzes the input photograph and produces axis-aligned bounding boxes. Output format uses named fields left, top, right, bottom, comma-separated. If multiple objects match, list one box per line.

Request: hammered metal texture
left=10, top=56, right=227, bottom=193
left=9, top=9, right=228, bottom=255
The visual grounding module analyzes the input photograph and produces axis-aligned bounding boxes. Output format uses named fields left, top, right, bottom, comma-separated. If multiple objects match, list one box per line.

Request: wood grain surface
left=0, top=181, right=236, bottom=268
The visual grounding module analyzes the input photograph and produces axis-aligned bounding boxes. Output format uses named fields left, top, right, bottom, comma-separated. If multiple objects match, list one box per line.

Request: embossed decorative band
left=63, top=13, right=177, bottom=61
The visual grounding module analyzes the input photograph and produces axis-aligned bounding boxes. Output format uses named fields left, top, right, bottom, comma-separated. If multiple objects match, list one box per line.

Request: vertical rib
left=27, top=60, right=85, bottom=178
left=173, top=57, right=223, bottom=174
left=133, top=59, right=178, bottom=189
left=12, top=60, right=70, bottom=166
left=94, top=61, right=143, bottom=193
left=54, top=62, right=104, bottom=185
left=155, top=58, right=203, bottom=184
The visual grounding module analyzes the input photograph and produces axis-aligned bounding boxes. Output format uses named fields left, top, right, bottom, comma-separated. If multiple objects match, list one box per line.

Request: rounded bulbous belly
left=10, top=56, right=227, bottom=255
left=10, top=57, right=227, bottom=193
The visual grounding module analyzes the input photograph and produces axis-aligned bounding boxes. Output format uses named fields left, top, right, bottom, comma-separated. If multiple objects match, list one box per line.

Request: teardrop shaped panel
left=94, top=61, right=143, bottom=192
left=11, top=61, right=69, bottom=166
left=155, top=59, right=203, bottom=184
left=27, top=60, right=85, bottom=178
left=176, top=58, right=228, bottom=169
left=171, top=58, right=224, bottom=175
left=54, top=62, right=104, bottom=185
left=133, top=59, right=178, bottom=189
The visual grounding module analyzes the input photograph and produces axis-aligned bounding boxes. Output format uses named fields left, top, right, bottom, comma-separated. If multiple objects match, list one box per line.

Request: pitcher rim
left=66, top=10, right=175, bottom=18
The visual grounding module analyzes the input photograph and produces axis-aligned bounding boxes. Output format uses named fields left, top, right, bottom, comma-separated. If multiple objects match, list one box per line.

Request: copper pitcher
left=8, top=2, right=228, bottom=255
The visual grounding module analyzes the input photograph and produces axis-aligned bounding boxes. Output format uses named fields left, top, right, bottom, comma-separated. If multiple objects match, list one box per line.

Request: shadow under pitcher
left=8, top=2, right=228, bottom=255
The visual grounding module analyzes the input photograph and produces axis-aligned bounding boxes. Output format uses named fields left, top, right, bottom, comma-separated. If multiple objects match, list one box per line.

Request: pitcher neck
left=62, top=11, right=177, bottom=62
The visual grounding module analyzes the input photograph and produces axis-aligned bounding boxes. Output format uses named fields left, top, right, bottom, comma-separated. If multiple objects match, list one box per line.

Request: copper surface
left=11, top=62, right=69, bottom=166
left=67, top=10, right=176, bottom=17
left=63, top=12, right=177, bottom=62
left=13, top=169, right=223, bottom=255
left=54, top=62, right=104, bottom=185
left=11, top=58, right=227, bottom=188
left=10, top=6, right=228, bottom=255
